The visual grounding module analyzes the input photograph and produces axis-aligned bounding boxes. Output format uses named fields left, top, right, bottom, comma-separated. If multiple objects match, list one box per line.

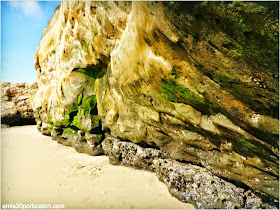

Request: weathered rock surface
left=102, top=137, right=276, bottom=209
left=1, top=82, right=37, bottom=125
left=33, top=1, right=279, bottom=207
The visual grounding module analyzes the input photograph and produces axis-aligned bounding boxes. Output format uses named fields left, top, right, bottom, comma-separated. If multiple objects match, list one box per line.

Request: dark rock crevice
left=1, top=116, right=36, bottom=126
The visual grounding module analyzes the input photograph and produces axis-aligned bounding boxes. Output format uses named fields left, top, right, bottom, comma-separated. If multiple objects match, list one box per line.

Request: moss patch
left=243, top=33, right=279, bottom=74
left=222, top=39, right=244, bottom=58
left=96, top=134, right=103, bottom=142
left=160, top=79, right=218, bottom=108
left=91, top=115, right=101, bottom=128
left=81, top=95, right=97, bottom=115
left=270, top=128, right=279, bottom=135
left=64, top=95, right=99, bottom=132
left=227, top=7, right=278, bottom=73
left=70, top=115, right=82, bottom=129
left=62, top=114, right=71, bottom=127
left=63, top=127, right=78, bottom=135
left=213, top=72, right=260, bottom=103
left=238, top=138, right=257, bottom=152
left=74, top=65, right=107, bottom=80
left=55, top=122, right=62, bottom=127
left=48, top=117, right=53, bottom=125
left=60, top=95, right=98, bottom=131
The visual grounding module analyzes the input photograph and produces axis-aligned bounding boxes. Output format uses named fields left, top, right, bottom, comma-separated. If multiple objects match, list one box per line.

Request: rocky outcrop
left=1, top=82, right=37, bottom=125
left=33, top=1, right=279, bottom=207
left=102, top=137, right=275, bottom=209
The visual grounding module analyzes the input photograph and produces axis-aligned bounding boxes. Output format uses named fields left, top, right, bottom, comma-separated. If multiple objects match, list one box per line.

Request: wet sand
left=1, top=125, right=195, bottom=209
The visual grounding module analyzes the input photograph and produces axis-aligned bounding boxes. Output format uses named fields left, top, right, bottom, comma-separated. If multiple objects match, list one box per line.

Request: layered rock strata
left=34, top=1, right=279, bottom=207
left=44, top=130, right=277, bottom=208
left=1, top=82, right=38, bottom=125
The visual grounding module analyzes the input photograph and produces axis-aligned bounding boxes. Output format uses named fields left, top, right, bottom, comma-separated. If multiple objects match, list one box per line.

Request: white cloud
left=9, top=1, right=43, bottom=17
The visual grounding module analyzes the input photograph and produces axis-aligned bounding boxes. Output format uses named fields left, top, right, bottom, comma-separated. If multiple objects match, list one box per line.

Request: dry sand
left=1, top=125, right=195, bottom=209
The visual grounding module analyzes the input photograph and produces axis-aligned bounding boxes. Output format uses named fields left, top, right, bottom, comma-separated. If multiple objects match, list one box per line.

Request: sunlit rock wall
left=33, top=1, right=279, bottom=202
left=1, top=82, right=37, bottom=125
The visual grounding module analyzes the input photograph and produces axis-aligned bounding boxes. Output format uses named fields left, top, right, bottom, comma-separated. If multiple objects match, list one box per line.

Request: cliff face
left=33, top=1, right=279, bottom=205
left=1, top=82, right=37, bottom=125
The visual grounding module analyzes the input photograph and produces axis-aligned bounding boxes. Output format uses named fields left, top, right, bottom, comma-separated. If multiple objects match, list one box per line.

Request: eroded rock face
left=1, top=82, right=37, bottom=125
left=102, top=137, right=275, bottom=209
left=34, top=1, right=279, bottom=204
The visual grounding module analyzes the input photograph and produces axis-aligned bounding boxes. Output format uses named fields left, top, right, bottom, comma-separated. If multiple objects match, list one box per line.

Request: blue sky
left=1, top=1, right=61, bottom=83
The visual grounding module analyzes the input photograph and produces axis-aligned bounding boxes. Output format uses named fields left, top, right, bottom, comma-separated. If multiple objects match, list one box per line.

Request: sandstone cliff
left=33, top=1, right=279, bottom=208
left=1, top=82, right=37, bottom=125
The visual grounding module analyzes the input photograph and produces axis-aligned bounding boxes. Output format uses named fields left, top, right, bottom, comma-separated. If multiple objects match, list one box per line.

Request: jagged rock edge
left=37, top=120, right=277, bottom=209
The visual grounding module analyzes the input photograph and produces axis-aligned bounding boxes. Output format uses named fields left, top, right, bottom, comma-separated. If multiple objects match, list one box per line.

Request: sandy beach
left=1, top=125, right=195, bottom=209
